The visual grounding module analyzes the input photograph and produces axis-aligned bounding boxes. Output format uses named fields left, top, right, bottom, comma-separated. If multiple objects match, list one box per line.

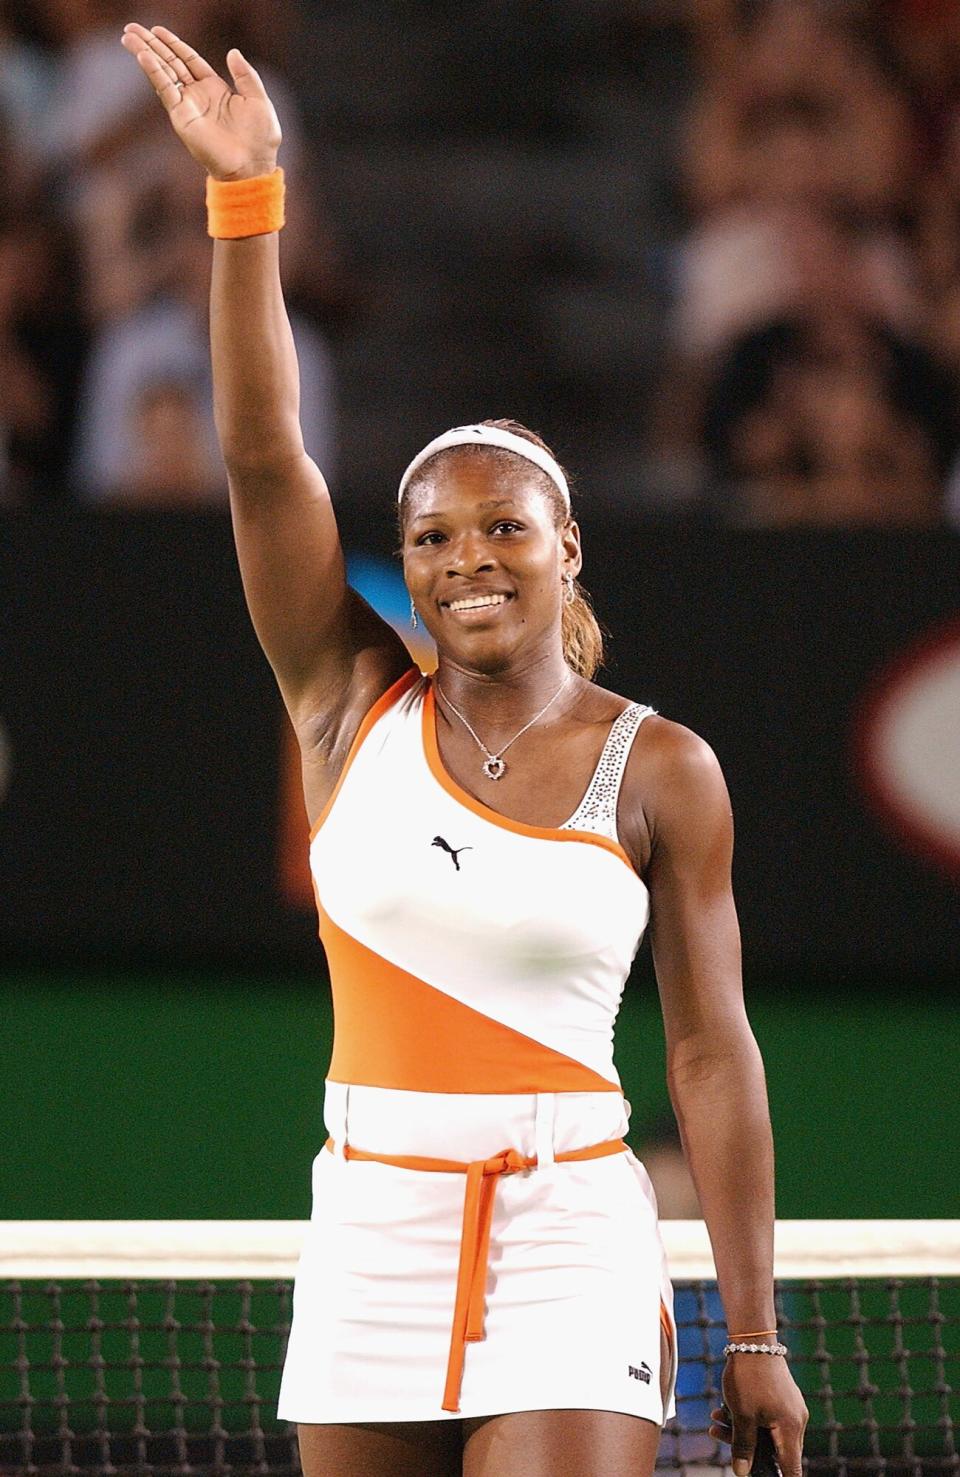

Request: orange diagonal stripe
left=317, top=900, right=618, bottom=1094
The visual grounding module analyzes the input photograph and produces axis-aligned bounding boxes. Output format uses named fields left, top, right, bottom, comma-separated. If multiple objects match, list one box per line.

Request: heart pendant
left=482, top=756, right=506, bottom=780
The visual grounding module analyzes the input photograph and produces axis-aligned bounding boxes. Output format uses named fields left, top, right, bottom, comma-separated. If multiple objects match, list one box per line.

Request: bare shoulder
left=616, top=710, right=732, bottom=873
left=634, top=714, right=726, bottom=786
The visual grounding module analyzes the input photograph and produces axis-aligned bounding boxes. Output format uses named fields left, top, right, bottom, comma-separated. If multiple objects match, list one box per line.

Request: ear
left=560, top=519, right=582, bottom=580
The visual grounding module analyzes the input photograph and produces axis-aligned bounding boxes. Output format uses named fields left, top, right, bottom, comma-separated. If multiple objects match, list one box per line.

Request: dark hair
left=399, top=417, right=604, bottom=679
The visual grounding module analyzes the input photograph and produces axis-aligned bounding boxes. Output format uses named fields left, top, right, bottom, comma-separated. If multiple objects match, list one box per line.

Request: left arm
left=628, top=719, right=807, bottom=1476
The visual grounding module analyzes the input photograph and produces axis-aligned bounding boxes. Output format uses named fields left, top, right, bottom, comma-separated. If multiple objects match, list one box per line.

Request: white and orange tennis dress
left=277, top=669, right=677, bottom=1426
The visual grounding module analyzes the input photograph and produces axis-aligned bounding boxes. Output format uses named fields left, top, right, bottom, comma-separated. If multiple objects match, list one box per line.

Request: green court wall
left=2, top=971, right=955, bottom=1220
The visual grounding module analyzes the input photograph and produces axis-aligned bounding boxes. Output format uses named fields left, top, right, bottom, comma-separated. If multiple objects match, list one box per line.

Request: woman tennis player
left=122, top=23, right=808, bottom=1477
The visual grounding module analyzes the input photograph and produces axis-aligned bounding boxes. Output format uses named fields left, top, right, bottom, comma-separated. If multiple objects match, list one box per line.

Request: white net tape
left=2, top=1221, right=959, bottom=1474
left=1, top=1219, right=958, bottom=1280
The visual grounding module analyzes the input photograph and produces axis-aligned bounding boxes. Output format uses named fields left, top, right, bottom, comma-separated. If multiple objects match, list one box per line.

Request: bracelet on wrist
left=206, top=167, right=285, bottom=239
left=729, top=1329, right=777, bottom=1340
left=723, top=1340, right=789, bottom=1357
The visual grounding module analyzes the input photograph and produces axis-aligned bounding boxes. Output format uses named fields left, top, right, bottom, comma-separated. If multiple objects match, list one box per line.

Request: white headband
left=398, top=424, right=570, bottom=508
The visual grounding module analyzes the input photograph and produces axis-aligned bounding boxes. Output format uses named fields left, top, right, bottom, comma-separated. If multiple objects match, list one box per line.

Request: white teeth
left=447, top=594, right=509, bottom=612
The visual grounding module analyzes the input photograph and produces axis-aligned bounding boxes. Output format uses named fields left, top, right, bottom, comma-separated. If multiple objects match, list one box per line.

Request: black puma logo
left=432, top=836, right=472, bottom=871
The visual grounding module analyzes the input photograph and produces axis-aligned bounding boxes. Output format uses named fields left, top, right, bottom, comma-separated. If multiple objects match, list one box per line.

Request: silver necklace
left=436, top=675, right=570, bottom=780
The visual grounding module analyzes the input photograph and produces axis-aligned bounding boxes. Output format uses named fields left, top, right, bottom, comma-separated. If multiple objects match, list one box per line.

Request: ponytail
left=562, top=578, right=604, bottom=680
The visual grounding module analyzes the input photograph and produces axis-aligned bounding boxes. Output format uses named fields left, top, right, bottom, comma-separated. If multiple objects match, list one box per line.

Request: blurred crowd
left=0, top=0, right=340, bottom=508
left=651, top=0, right=960, bottom=525
left=1, top=0, right=959, bottom=526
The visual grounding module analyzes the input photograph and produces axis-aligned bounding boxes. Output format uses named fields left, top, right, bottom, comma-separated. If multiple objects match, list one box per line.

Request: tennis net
left=2, top=1220, right=958, bottom=1475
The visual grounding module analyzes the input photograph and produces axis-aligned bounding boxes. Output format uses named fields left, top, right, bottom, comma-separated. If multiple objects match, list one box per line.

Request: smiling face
left=401, top=449, right=581, bottom=675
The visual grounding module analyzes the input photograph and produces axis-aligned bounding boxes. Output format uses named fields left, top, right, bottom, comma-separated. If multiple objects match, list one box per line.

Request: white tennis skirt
left=277, top=1085, right=677, bottom=1426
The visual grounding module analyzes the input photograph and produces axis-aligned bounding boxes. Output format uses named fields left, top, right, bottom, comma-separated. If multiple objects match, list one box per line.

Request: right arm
left=210, top=229, right=410, bottom=738
left=121, top=24, right=411, bottom=813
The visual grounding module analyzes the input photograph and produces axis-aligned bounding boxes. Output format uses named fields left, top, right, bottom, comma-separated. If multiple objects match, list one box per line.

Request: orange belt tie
left=325, top=1135, right=627, bottom=1412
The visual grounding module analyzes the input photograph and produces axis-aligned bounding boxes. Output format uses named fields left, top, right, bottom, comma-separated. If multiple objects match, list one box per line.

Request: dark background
left=3, top=513, right=958, bottom=979
left=2, top=514, right=957, bottom=1222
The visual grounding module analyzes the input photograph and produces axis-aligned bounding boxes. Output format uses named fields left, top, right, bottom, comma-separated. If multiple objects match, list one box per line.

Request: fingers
left=121, top=25, right=266, bottom=110
left=711, top=1410, right=796, bottom=1477
left=770, top=1435, right=802, bottom=1477
left=709, top=1404, right=732, bottom=1441
left=226, top=48, right=269, bottom=101
left=719, top=1419, right=804, bottom=1477
left=120, top=31, right=187, bottom=114
left=730, top=1413, right=758, bottom=1477
left=127, top=25, right=193, bottom=87
left=150, top=25, right=217, bottom=81
left=770, top=1416, right=807, bottom=1477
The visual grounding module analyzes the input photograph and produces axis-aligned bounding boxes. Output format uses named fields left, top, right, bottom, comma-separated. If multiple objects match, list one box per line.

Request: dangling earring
left=410, top=599, right=419, bottom=629
left=563, top=573, right=576, bottom=605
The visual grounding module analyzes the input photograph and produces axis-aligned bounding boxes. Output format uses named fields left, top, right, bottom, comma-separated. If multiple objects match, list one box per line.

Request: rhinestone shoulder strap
left=560, top=702, right=655, bottom=842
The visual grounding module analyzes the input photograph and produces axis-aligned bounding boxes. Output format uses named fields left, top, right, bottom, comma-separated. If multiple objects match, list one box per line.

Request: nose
left=443, top=530, right=496, bottom=578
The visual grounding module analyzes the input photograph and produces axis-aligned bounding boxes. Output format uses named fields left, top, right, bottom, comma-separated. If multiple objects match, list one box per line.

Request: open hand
left=120, top=23, right=280, bottom=180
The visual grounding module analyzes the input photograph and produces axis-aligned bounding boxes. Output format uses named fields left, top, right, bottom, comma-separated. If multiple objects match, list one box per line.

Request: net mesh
left=4, top=1279, right=296, bottom=1476
left=2, top=1223, right=958, bottom=1475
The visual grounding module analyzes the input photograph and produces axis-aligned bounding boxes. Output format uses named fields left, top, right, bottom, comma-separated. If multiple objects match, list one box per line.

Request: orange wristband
left=206, top=168, right=285, bottom=239
left=729, top=1330, right=777, bottom=1340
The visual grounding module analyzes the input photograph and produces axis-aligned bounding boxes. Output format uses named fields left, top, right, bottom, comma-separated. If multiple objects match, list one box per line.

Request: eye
left=491, top=520, right=523, bottom=535
left=415, top=530, right=446, bottom=546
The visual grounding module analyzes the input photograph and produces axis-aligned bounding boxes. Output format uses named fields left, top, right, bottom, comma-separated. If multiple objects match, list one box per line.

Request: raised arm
left=120, top=24, right=411, bottom=810
left=628, top=721, right=808, bottom=1476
